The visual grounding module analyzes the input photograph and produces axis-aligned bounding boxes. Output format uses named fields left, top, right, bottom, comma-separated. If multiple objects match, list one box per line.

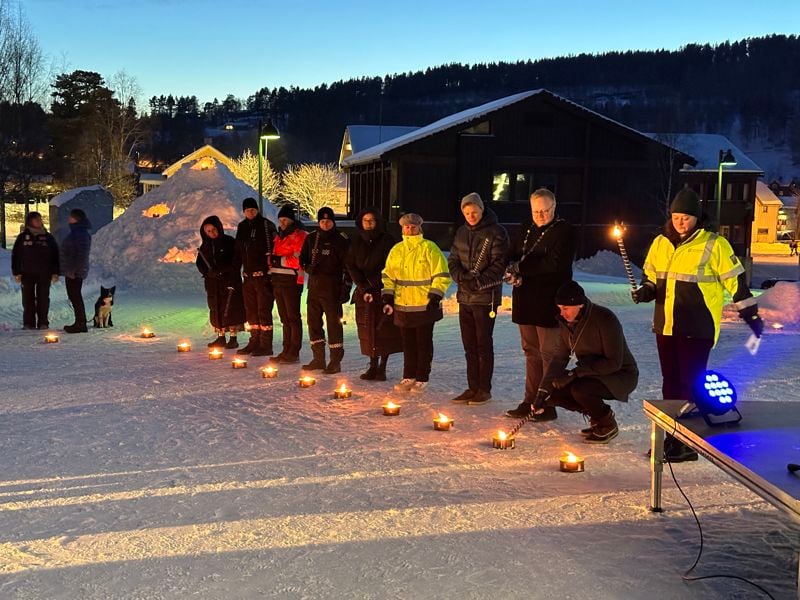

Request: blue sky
left=25, top=0, right=800, bottom=107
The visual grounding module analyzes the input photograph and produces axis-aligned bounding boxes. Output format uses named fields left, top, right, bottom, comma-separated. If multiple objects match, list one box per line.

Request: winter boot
left=251, top=328, right=274, bottom=357
left=302, top=343, right=326, bottom=370
left=324, top=346, right=344, bottom=374
left=360, top=357, right=379, bottom=380
left=584, top=409, right=618, bottom=444
left=64, top=323, right=88, bottom=334
left=224, top=334, right=239, bottom=349
left=208, top=334, right=227, bottom=348
left=505, top=402, right=532, bottom=419
left=374, top=355, right=388, bottom=381
left=452, top=389, right=476, bottom=404
left=468, top=390, right=492, bottom=405
left=237, top=330, right=259, bottom=355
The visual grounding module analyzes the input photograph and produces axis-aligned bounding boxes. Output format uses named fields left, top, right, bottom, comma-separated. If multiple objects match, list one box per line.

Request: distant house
left=752, top=181, right=783, bottom=242
left=339, top=125, right=420, bottom=166
left=778, top=192, right=799, bottom=238
left=162, top=144, right=238, bottom=178
left=49, top=185, right=114, bottom=241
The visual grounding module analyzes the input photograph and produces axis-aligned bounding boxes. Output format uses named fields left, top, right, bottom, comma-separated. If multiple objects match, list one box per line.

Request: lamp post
left=715, top=148, right=736, bottom=233
left=258, top=120, right=280, bottom=214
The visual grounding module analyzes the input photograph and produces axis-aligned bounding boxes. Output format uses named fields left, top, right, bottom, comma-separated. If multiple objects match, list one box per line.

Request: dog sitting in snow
left=93, top=286, right=115, bottom=328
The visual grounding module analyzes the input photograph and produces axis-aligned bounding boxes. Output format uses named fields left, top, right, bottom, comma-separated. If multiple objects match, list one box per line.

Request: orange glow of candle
left=433, top=413, right=453, bottom=430
left=382, top=401, right=400, bottom=416
left=208, top=348, right=224, bottom=359
left=261, top=366, right=278, bottom=378
left=177, top=341, right=191, bottom=352
left=299, top=375, right=316, bottom=387
left=232, top=358, right=248, bottom=369
left=612, top=225, right=623, bottom=239
left=141, top=327, right=155, bottom=338
left=44, top=333, right=59, bottom=343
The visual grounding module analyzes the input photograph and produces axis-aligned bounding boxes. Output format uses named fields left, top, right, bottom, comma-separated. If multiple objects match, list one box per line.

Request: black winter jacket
left=300, top=227, right=351, bottom=297
left=448, top=207, right=509, bottom=305
left=510, top=218, right=575, bottom=327
left=60, top=217, right=92, bottom=279
left=346, top=209, right=397, bottom=296
left=12, top=226, right=59, bottom=276
left=235, top=214, right=276, bottom=275
left=196, top=215, right=245, bottom=328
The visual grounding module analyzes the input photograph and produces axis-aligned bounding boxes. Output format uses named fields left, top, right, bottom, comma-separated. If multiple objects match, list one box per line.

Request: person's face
left=530, top=194, right=556, bottom=227
left=29, top=216, right=43, bottom=229
left=402, top=223, right=421, bottom=236
left=361, top=213, right=378, bottom=231
left=558, top=304, right=583, bottom=324
left=462, top=204, right=483, bottom=226
left=204, top=224, right=219, bottom=239
left=278, top=217, right=292, bottom=230
left=671, top=212, right=697, bottom=236
left=319, top=218, right=334, bottom=231
left=68, top=215, right=77, bottom=224
left=243, top=208, right=258, bottom=220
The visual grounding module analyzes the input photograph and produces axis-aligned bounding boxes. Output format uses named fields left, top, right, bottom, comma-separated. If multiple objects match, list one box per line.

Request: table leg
left=650, top=422, right=665, bottom=512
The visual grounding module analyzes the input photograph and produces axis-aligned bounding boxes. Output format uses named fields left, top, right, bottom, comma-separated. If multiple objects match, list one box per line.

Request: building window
left=492, top=171, right=557, bottom=203
left=758, top=228, right=769, bottom=235
left=461, top=120, right=491, bottom=135
left=492, top=173, right=511, bottom=202
left=726, top=183, right=733, bottom=201
left=743, top=183, right=750, bottom=200
left=762, top=205, right=769, bottom=213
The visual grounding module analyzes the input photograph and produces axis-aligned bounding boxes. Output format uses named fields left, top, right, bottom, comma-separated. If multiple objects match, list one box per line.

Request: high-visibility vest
left=382, top=235, right=451, bottom=311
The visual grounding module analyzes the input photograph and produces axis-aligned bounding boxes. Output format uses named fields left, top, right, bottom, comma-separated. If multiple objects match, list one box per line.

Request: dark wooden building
left=341, top=89, right=763, bottom=263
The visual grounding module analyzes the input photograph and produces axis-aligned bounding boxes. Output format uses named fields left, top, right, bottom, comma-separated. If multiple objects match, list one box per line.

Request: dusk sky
left=25, top=0, right=800, bottom=107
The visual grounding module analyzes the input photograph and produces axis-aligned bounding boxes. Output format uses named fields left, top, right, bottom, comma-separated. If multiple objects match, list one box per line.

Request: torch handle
left=616, top=237, right=638, bottom=290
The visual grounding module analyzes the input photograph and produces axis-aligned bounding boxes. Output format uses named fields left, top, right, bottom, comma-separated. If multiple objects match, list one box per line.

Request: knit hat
left=554, top=281, right=588, bottom=306
left=670, top=189, right=702, bottom=218
left=399, top=213, right=423, bottom=227
left=277, top=204, right=296, bottom=221
left=317, top=206, right=335, bottom=222
left=461, top=192, right=484, bottom=211
left=242, top=197, right=259, bottom=211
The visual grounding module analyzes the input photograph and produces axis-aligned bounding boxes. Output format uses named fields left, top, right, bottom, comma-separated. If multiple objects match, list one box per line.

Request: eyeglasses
left=532, top=205, right=555, bottom=216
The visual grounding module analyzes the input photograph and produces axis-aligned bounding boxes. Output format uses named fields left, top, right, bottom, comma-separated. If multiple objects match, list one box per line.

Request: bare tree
left=281, top=163, right=340, bottom=217
left=652, top=132, right=685, bottom=218
left=0, top=1, right=47, bottom=105
left=230, top=148, right=281, bottom=201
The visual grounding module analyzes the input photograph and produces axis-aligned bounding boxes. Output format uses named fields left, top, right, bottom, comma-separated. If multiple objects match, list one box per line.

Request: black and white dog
left=93, top=286, right=115, bottom=328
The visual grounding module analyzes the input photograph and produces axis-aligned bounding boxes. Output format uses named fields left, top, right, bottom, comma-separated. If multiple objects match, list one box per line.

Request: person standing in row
left=269, top=204, right=308, bottom=364
left=448, top=192, right=509, bottom=405
left=632, top=189, right=763, bottom=462
left=11, top=211, right=60, bottom=330
left=235, top=197, right=277, bottom=357
left=382, top=213, right=452, bottom=393
left=196, top=215, right=246, bottom=348
left=300, top=207, right=351, bottom=374
left=505, top=188, right=575, bottom=420
left=61, top=208, right=92, bottom=334
left=346, top=207, right=402, bottom=381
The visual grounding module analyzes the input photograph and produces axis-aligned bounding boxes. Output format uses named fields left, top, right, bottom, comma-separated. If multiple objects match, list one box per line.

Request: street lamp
left=258, top=120, right=280, bottom=214
left=715, top=148, right=736, bottom=233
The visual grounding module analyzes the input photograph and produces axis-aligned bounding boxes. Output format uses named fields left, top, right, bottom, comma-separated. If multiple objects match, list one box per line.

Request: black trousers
left=400, top=322, right=435, bottom=382
left=307, top=291, right=343, bottom=346
left=65, top=277, right=86, bottom=325
left=275, top=283, right=303, bottom=357
left=21, top=274, right=51, bottom=328
left=242, top=276, right=274, bottom=328
left=548, top=377, right=614, bottom=420
left=655, top=334, right=714, bottom=400
left=458, top=303, right=498, bottom=392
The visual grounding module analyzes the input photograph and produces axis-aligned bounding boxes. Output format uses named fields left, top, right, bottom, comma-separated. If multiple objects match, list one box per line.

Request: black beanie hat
left=670, top=189, right=702, bottom=218
left=555, top=281, right=588, bottom=306
left=317, top=206, right=335, bottom=222
left=277, top=204, right=296, bottom=221
left=242, top=197, right=259, bottom=211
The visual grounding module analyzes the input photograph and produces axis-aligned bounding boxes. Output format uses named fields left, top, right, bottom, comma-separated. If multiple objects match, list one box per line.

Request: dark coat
left=547, top=300, right=639, bottom=402
left=60, top=217, right=92, bottom=279
left=346, top=208, right=402, bottom=357
left=196, top=215, right=246, bottom=329
left=235, top=214, right=276, bottom=275
left=510, top=218, right=575, bottom=327
left=300, top=226, right=351, bottom=298
left=12, top=222, right=59, bottom=277
left=448, top=207, right=509, bottom=306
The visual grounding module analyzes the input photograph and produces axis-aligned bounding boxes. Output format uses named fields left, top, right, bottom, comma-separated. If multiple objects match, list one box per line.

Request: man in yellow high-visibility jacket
left=633, top=188, right=764, bottom=462
left=382, top=213, right=452, bottom=393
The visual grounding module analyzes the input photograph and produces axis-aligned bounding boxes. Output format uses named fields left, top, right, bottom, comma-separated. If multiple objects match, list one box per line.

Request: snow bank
left=90, top=160, right=277, bottom=293
left=574, top=249, right=643, bottom=281
left=723, top=281, right=800, bottom=329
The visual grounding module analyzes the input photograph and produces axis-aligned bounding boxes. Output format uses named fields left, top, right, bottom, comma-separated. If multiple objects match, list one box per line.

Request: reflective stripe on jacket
left=382, top=235, right=451, bottom=312
left=642, top=228, right=756, bottom=344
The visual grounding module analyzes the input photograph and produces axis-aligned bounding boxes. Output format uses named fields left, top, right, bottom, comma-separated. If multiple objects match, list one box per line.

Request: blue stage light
left=678, top=370, right=742, bottom=427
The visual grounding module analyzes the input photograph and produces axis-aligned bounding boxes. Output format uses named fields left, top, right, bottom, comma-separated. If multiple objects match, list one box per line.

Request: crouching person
left=533, top=281, right=638, bottom=444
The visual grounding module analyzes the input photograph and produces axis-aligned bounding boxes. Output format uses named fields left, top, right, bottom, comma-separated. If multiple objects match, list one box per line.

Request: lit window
left=492, top=173, right=510, bottom=202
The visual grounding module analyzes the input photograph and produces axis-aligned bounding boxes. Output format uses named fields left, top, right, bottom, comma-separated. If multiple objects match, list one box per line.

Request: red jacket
left=270, top=223, right=307, bottom=285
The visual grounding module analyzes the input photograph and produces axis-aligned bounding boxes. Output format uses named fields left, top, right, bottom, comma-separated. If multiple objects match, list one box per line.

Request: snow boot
left=374, top=355, right=388, bottom=381
left=64, top=323, right=88, bottom=334
left=452, top=389, right=476, bottom=404
left=208, top=334, right=227, bottom=348
left=251, top=328, right=274, bottom=357
left=324, top=346, right=344, bottom=374
left=468, top=390, right=492, bottom=405
left=224, top=335, right=239, bottom=350
left=360, top=357, right=379, bottom=380
left=505, top=401, right=532, bottom=419
left=237, top=330, right=259, bottom=355
left=302, top=343, right=326, bottom=370
left=584, top=409, right=618, bottom=444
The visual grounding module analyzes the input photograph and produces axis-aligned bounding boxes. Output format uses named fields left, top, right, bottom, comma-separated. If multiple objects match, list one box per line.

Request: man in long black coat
left=61, top=208, right=92, bottom=333
left=11, top=211, right=60, bottom=329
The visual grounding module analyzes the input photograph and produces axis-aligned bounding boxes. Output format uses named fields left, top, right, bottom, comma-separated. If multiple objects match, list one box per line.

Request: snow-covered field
left=0, top=253, right=798, bottom=599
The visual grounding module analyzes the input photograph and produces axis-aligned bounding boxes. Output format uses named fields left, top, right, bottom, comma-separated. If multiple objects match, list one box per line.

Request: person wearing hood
left=235, top=197, right=278, bottom=357
left=196, top=216, right=246, bottom=348
left=345, top=207, right=402, bottom=381
left=11, top=211, right=60, bottom=330
left=534, top=281, right=639, bottom=444
left=632, top=188, right=763, bottom=462
left=448, top=192, right=510, bottom=405
left=60, top=208, right=92, bottom=333
left=268, top=204, right=308, bottom=364
left=381, top=213, right=452, bottom=393
left=299, top=206, right=352, bottom=374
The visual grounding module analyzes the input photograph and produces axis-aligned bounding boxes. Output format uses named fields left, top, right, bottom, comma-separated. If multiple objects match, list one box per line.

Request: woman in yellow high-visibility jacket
left=381, top=213, right=452, bottom=393
left=633, top=189, right=763, bottom=462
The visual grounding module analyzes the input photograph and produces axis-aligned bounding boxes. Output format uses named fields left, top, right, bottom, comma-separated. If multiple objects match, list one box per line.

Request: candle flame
left=497, top=431, right=507, bottom=440
left=564, top=452, right=578, bottom=463
left=210, top=349, right=223, bottom=356
left=178, top=341, right=190, bottom=348
left=142, top=327, right=152, bottom=334
left=264, top=366, right=275, bottom=373
left=612, top=225, right=623, bottom=239
left=302, top=376, right=313, bottom=383
left=338, top=383, right=348, bottom=393
left=437, top=413, right=450, bottom=423
left=385, top=401, right=397, bottom=409
left=772, top=322, right=784, bottom=329
left=234, top=358, right=246, bottom=364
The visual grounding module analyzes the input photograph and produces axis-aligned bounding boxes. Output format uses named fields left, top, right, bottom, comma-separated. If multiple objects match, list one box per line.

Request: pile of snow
left=723, top=281, right=800, bottom=329
left=574, top=249, right=643, bottom=281
left=0, top=247, right=14, bottom=296
left=90, top=160, right=277, bottom=292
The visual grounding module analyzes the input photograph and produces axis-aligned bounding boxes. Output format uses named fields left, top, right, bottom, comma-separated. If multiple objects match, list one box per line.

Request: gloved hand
left=532, top=388, right=550, bottom=413
left=51, top=274, right=59, bottom=283
left=339, top=285, right=352, bottom=304
left=426, top=293, right=441, bottom=311
left=630, top=284, right=655, bottom=304
left=552, top=370, right=577, bottom=390
left=14, top=274, right=21, bottom=283
left=269, top=255, right=282, bottom=268
left=503, top=262, right=522, bottom=287
left=746, top=314, right=764, bottom=338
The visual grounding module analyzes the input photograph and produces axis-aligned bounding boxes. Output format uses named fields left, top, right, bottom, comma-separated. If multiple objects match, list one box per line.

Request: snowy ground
left=0, top=259, right=798, bottom=599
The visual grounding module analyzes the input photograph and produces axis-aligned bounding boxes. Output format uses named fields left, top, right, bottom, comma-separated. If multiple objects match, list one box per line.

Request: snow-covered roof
left=163, top=145, right=237, bottom=178
left=755, top=181, right=783, bottom=206
left=348, top=125, right=419, bottom=154
left=342, top=89, right=690, bottom=167
left=644, top=133, right=763, bottom=173
left=49, top=185, right=107, bottom=207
